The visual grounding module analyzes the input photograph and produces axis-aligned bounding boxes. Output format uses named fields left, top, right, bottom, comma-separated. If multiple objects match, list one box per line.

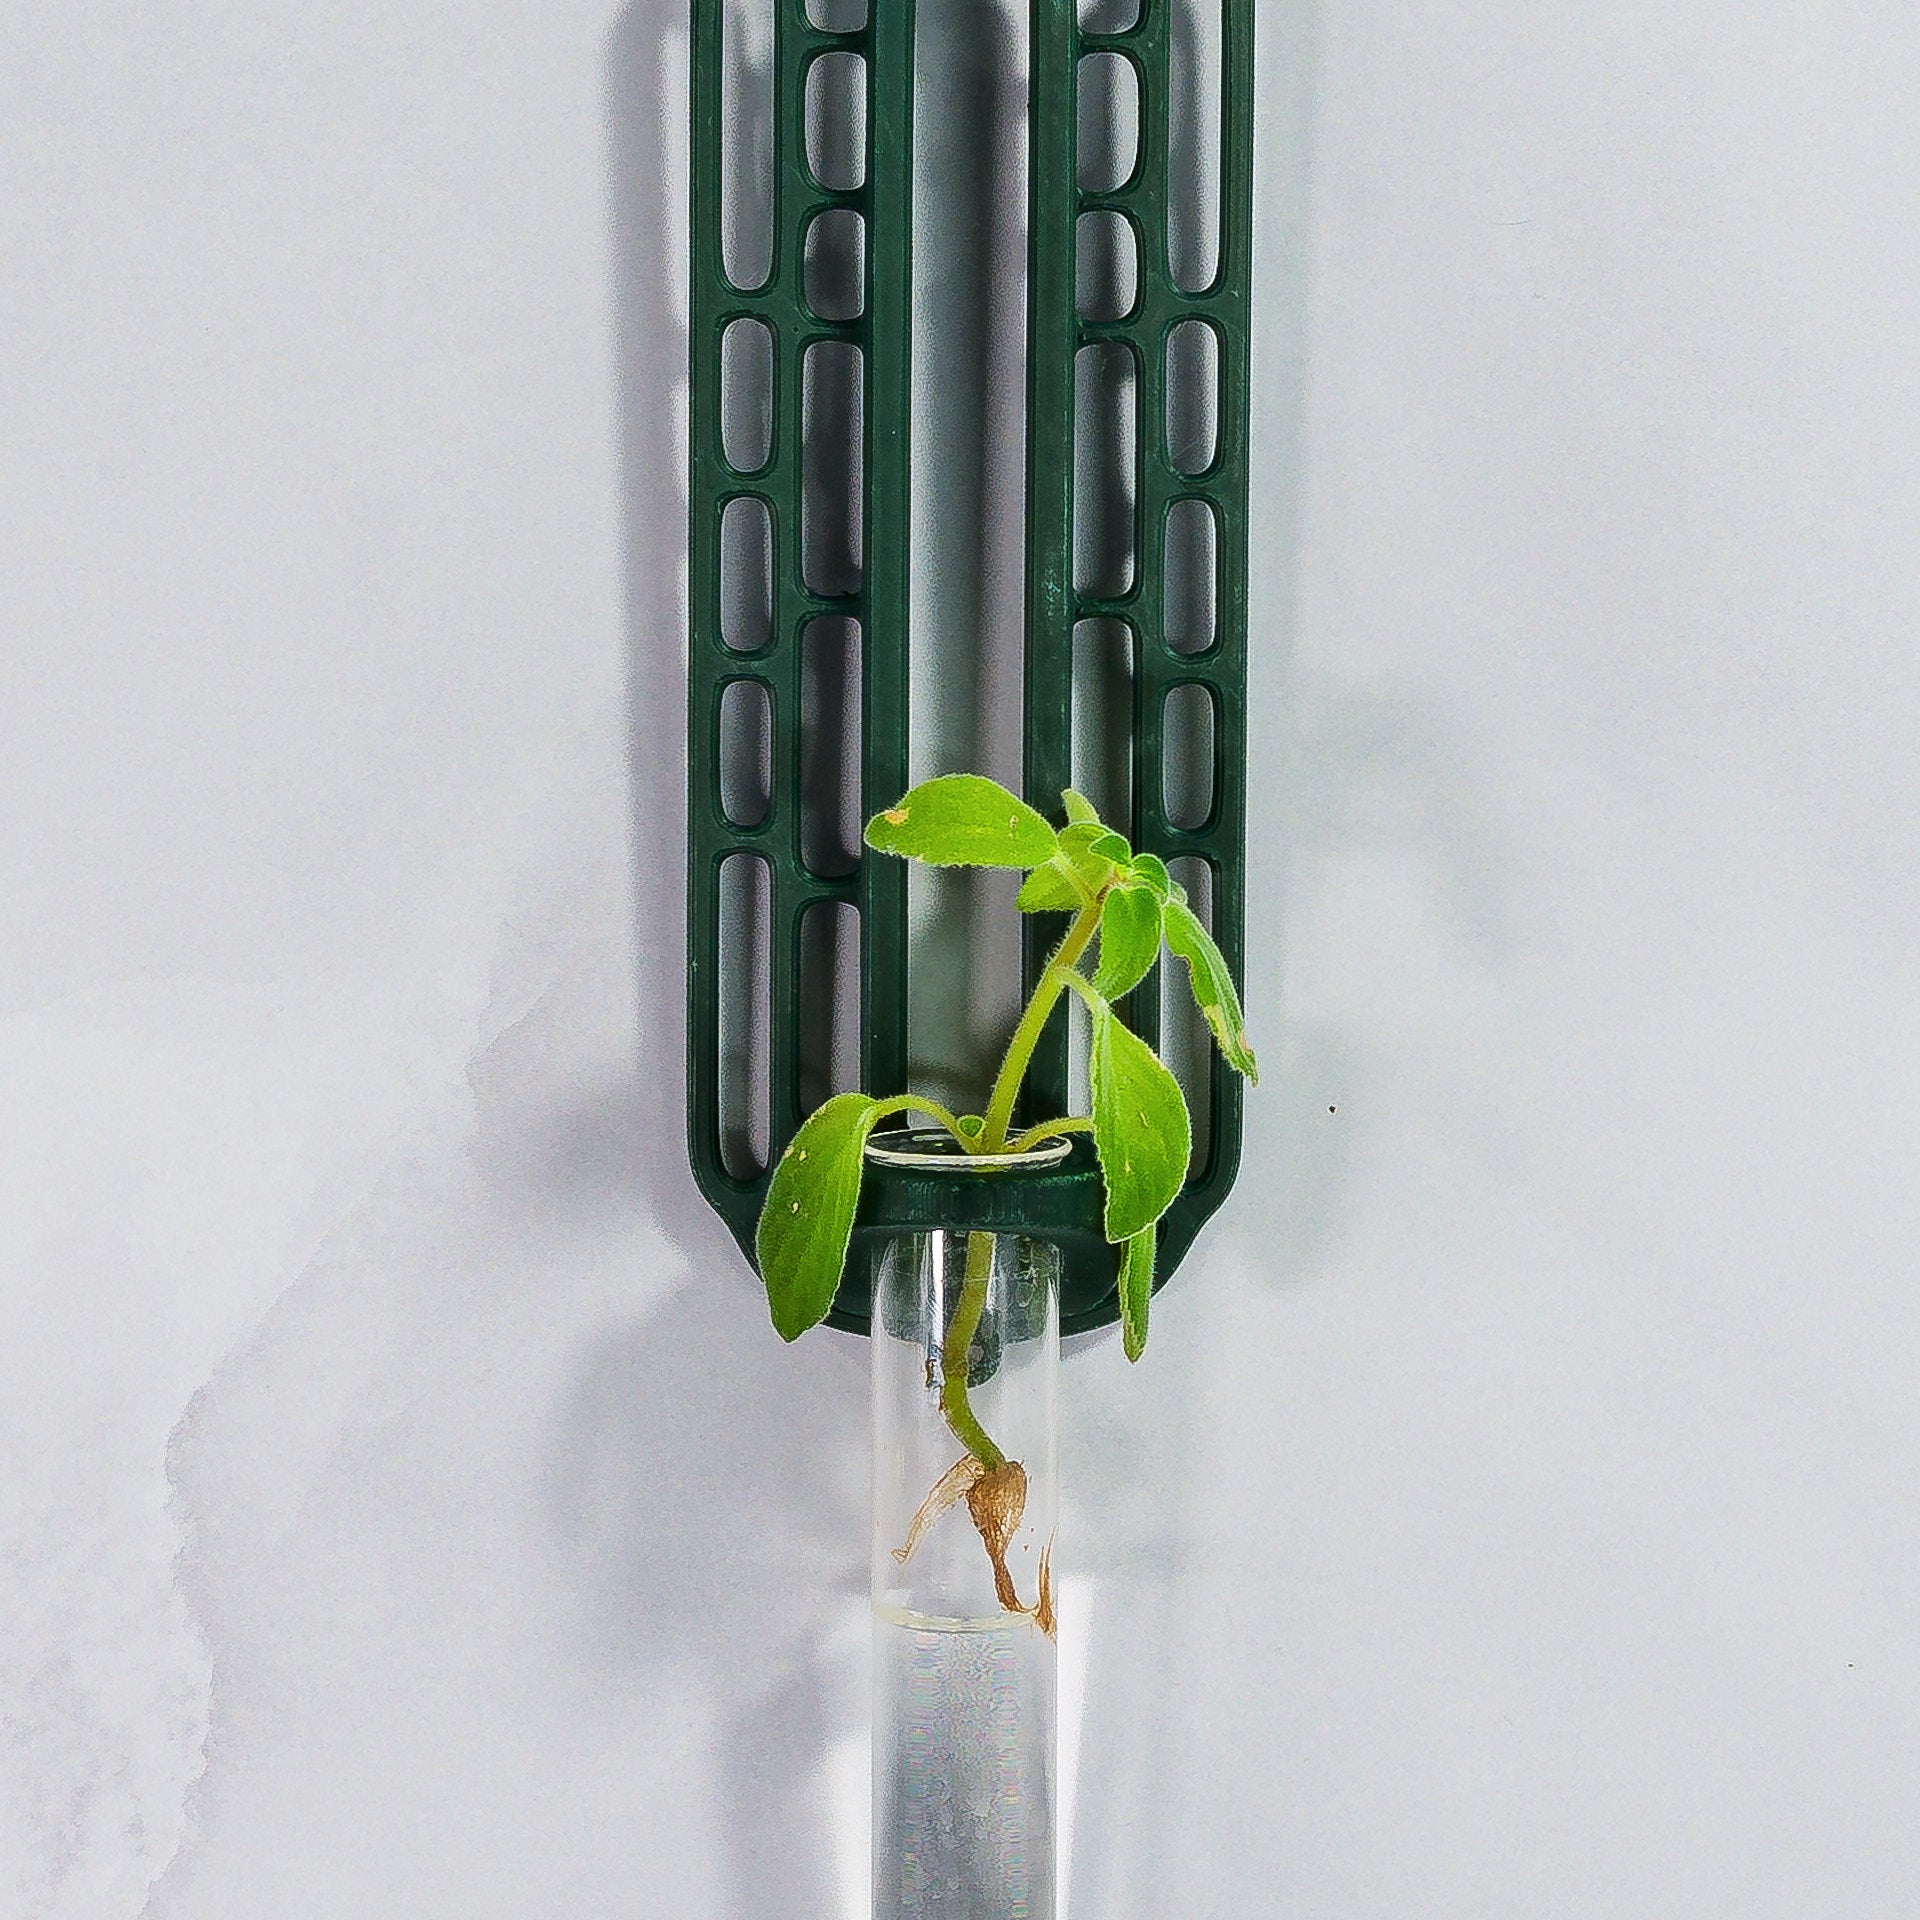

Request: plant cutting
left=756, top=774, right=1258, bottom=1621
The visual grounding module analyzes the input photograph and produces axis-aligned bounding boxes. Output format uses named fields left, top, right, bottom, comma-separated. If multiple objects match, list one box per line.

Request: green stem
left=979, top=898, right=1103, bottom=1152
left=941, top=1229, right=1004, bottom=1469
left=1009, top=1115, right=1094, bottom=1153
left=1056, top=966, right=1108, bottom=1017
left=867, top=1093, right=970, bottom=1143
left=940, top=894, right=1105, bottom=1467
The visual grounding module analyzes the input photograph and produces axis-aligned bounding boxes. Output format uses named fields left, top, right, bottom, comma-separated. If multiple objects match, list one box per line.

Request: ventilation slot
left=719, top=0, right=775, bottom=291
left=802, top=341, right=864, bottom=596
left=719, top=495, right=774, bottom=652
left=1076, top=210, right=1138, bottom=324
left=1070, top=617, right=1135, bottom=830
left=1162, top=682, right=1216, bottom=829
left=799, top=900, right=863, bottom=1117
left=1166, top=0, right=1223, bottom=291
left=1165, top=318, right=1219, bottom=477
left=805, top=208, right=866, bottom=322
left=716, top=851, right=773, bottom=1178
left=1163, top=499, right=1217, bottom=656
left=721, top=317, right=774, bottom=474
left=1077, top=51, right=1141, bottom=194
left=718, top=679, right=773, bottom=829
left=1073, top=342, right=1137, bottom=600
left=800, top=615, right=863, bottom=876
left=805, top=50, right=867, bottom=192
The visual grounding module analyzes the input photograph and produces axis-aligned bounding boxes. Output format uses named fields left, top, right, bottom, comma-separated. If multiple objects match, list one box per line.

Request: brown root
left=893, top=1455, right=987, bottom=1566
left=965, top=1460, right=1029, bottom=1613
left=898, top=1456, right=1054, bottom=1635
left=1030, top=1534, right=1056, bottom=1641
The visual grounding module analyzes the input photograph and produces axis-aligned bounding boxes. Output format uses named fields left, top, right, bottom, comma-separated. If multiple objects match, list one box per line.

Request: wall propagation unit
left=686, top=0, right=1256, bottom=1334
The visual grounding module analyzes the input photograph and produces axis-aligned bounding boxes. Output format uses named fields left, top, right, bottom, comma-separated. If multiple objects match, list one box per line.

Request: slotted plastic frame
left=1023, top=0, right=1255, bottom=1315
left=688, top=0, right=1255, bottom=1336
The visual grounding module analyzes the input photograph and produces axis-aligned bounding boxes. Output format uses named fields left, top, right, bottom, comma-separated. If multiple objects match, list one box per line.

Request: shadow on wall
left=593, top=8, right=868, bottom=1919
left=543, top=1284, right=868, bottom=1916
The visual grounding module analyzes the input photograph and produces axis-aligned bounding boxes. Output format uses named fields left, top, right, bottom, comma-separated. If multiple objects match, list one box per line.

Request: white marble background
left=5, top=1, right=1919, bottom=1915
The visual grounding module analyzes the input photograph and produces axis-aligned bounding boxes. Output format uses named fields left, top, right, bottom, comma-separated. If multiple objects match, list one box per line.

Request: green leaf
left=1128, top=852, right=1171, bottom=900
left=1089, top=1003, right=1191, bottom=1242
left=1164, top=897, right=1259, bottom=1083
left=755, top=1093, right=881, bottom=1341
left=1118, top=1228, right=1155, bottom=1362
left=1088, top=828, right=1132, bottom=864
left=1057, top=821, right=1124, bottom=895
left=954, top=1113, right=987, bottom=1145
left=1061, top=788, right=1101, bottom=826
left=865, top=776, right=1059, bottom=870
left=1091, top=883, right=1164, bottom=1000
left=1017, top=861, right=1082, bottom=912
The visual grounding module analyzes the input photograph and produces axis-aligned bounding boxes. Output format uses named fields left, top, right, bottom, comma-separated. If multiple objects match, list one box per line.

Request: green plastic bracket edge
left=1022, top=0, right=1256, bottom=1331
left=687, top=0, right=916, bottom=1334
left=687, top=0, right=1255, bottom=1338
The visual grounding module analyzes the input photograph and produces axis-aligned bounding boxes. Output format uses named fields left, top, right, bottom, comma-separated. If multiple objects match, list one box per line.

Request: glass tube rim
left=863, top=1129, right=1074, bottom=1173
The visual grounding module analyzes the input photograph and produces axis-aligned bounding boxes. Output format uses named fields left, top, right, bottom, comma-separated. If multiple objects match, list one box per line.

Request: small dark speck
left=1328, top=1105, right=1337, bottom=1113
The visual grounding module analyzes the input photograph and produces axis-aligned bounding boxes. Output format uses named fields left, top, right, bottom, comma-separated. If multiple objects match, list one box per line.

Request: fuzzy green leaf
left=755, top=1093, right=881, bottom=1341
left=1088, top=828, right=1132, bottom=864
left=1164, top=897, right=1259, bottom=1083
left=865, top=776, right=1059, bottom=869
left=1091, top=883, right=1164, bottom=1000
left=1061, top=788, right=1101, bottom=826
left=1128, top=852, right=1171, bottom=900
left=1017, top=861, right=1082, bottom=912
left=1089, top=1003, right=1191, bottom=1242
left=1118, top=1227, right=1155, bottom=1362
left=1057, top=821, right=1124, bottom=894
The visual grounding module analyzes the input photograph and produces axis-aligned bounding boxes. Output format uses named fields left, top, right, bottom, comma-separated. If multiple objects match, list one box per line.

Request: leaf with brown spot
left=863, top=776, right=1058, bottom=869
left=754, top=1092, right=882, bottom=1340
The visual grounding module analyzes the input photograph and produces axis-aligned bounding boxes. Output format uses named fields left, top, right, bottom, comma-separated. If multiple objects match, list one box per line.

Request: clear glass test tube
left=871, top=1217, right=1060, bottom=1920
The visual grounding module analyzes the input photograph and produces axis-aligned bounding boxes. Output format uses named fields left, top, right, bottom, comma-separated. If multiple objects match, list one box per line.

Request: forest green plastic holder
left=687, top=0, right=1255, bottom=1337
